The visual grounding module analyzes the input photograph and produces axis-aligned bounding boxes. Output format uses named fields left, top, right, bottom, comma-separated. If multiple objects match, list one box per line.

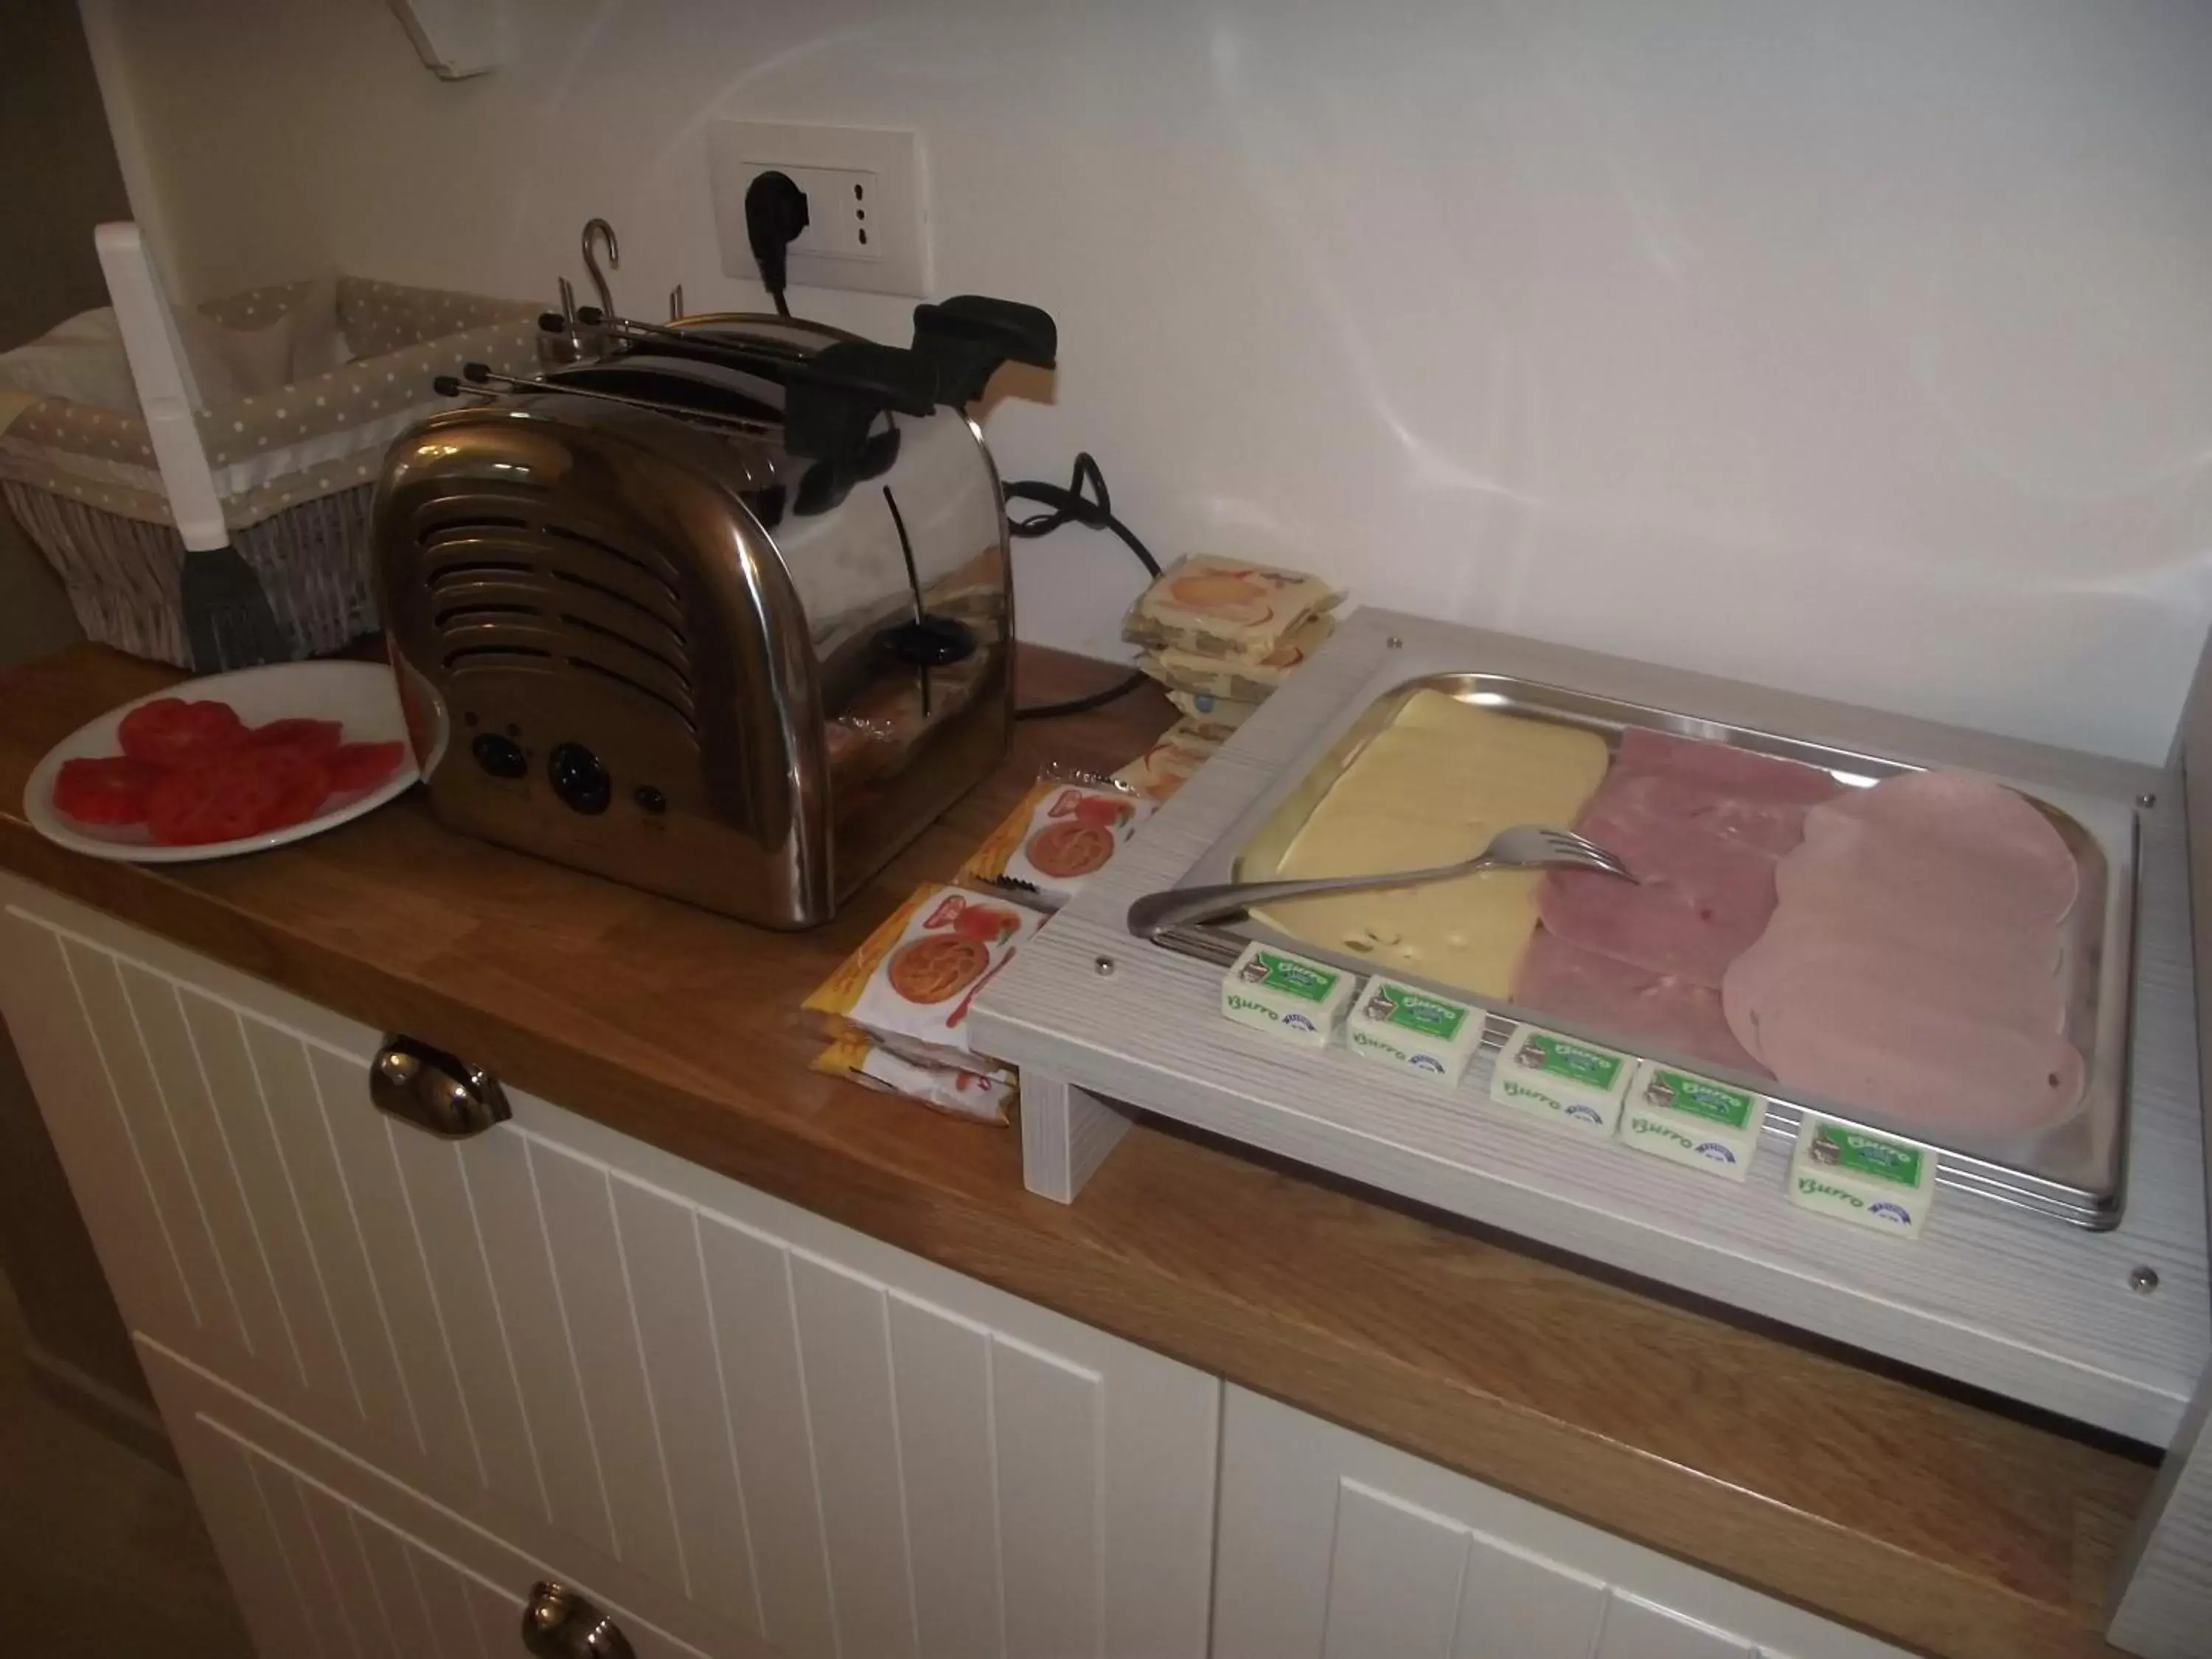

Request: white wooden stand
left=975, top=611, right=2211, bottom=1452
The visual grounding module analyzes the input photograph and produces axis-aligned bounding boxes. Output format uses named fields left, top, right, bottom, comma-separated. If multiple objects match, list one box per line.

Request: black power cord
left=1004, top=453, right=1162, bottom=720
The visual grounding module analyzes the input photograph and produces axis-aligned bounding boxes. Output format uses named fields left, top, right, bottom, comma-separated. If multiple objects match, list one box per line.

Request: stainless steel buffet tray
left=1157, top=672, right=2140, bottom=1228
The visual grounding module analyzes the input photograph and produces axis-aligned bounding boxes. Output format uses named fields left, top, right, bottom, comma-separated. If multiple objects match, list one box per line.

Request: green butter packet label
left=1806, top=1123, right=1923, bottom=1187
left=1362, top=981, right=1469, bottom=1040
left=1509, top=1030, right=1622, bottom=1090
left=1238, top=949, right=1340, bottom=1004
left=1641, top=1068, right=1754, bottom=1130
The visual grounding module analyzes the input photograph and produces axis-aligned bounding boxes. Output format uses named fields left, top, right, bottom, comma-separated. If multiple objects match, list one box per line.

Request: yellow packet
left=803, top=883, right=1041, bottom=1071
left=813, top=1030, right=1015, bottom=1124
left=959, top=777, right=1152, bottom=908
left=1114, top=720, right=1225, bottom=802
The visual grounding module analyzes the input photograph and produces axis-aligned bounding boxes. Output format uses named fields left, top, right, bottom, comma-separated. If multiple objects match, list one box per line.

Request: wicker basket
left=0, top=274, right=540, bottom=668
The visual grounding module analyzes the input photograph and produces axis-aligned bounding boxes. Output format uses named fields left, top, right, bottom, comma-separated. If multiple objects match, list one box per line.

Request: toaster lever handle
left=784, top=342, right=939, bottom=510
left=911, top=296, right=1059, bottom=406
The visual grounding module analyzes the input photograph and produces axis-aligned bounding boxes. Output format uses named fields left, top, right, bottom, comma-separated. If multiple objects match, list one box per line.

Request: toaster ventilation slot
left=415, top=503, right=700, bottom=733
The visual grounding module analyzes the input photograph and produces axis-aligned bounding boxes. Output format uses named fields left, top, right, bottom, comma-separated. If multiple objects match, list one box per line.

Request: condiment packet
left=1122, top=556, right=1344, bottom=665
left=812, top=1030, right=1015, bottom=1124
left=1138, top=613, right=1336, bottom=700
left=1113, top=718, right=1227, bottom=802
left=959, top=776, right=1153, bottom=909
left=1166, top=689, right=1261, bottom=728
left=804, top=883, right=1040, bottom=1072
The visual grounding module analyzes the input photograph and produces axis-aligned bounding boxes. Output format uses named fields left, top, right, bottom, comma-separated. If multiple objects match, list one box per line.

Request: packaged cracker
left=959, top=775, right=1152, bottom=909
left=812, top=1030, right=1015, bottom=1124
left=1167, top=689, right=1260, bottom=728
left=1113, top=720, right=1223, bottom=802
left=804, top=884, right=1040, bottom=1071
left=1121, top=556, right=1343, bottom=664
left=1138, top=612, right=1337, bottom=700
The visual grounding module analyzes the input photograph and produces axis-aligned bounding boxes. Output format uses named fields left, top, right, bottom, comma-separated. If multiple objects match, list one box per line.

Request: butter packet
left=1222, top=941, right=1354, bottom=1048
left=1488, top=1023, right=1632, bottom=1136
left=959, top=777, right=1153, bottom=908
left=1140, top=613, right=1337, bottom=700
left=812, top=1030, right=1015, bottom=1124
left=1122, top=556, right=1345, bottom=665
left=804, top=883, right=1041, bottom=1072
left=1618, top=1062, right=1766, bottom=1181
left=1166, top=689, right=1262, bottom=729
left=1346, top=975, right=1483, bottom=1083
left=1788, top=1117, right=1937, bottom=1237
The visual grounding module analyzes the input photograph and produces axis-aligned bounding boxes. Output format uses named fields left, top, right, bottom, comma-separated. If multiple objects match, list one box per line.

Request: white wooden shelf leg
left=1020, top=1070, right=1136, bottom=1203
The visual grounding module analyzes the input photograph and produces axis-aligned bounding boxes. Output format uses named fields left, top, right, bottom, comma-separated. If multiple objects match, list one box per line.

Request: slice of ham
left=1613, top=727, right=1846, bottom=807
left=1537, top=799, right=1778, bottom=987
left=1512, top=928, right=1767, bottom=1077
left=1596, top=770, right=1823, bottom=857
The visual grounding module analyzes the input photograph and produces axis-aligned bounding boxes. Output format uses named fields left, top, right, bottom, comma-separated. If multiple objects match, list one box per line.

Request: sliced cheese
left=1255, top=694, right=1610, bottom=998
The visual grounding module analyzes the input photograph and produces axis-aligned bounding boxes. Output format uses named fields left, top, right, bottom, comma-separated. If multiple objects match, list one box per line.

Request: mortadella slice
left=1722, top=767, right=2085, bottom=1134
left=1740, top=953, right=2084, bottom=1134
left=1793, top=770, right=2077, bottom=928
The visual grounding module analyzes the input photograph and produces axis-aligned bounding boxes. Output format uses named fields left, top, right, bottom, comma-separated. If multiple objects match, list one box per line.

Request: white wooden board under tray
left=974, top=610, right=2211, bottom=1445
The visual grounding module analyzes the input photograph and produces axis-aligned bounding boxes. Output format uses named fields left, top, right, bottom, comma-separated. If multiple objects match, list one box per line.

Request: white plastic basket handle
left=94, top=221, right=227, bottom=553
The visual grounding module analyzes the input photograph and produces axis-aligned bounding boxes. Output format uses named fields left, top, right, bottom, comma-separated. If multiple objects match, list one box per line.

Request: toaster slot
left=439, top=616, right=695, bottom=725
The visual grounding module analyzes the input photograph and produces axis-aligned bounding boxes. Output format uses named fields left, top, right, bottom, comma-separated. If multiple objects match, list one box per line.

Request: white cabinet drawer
left=1212, top=1385, right=1908, bottom=1659
left=142, top=1336, right=721, bottom=1659
left=0, top=877, right=1220, bottom=1659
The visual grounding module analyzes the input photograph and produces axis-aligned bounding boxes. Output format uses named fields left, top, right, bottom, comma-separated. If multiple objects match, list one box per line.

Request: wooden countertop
left=0, top=643, right=2154, bottom=1659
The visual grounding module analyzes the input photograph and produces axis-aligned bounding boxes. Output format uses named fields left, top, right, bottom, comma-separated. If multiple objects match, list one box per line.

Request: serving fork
left=1126, top=824, right=1632, bottom=939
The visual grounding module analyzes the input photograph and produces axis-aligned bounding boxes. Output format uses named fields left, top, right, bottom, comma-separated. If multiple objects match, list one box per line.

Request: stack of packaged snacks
left=1118, top=555, right=1342, bottom=799
left=958, top=776, right=1153, bottom=910
left=803, top=884, right=1042, bottom=1124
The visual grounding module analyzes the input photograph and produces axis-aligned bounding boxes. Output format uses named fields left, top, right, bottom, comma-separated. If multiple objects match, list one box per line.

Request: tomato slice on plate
left=243, top=717, right=344, bottom=762
left=52, top=756, right=164, bottom=825
left=260, top=752, right=335, bottom=832
left=147, top=759, right=286, bottom=846
left=326, top=740, right=406, bottom=794
left=117, top=698, right=246, bottom=767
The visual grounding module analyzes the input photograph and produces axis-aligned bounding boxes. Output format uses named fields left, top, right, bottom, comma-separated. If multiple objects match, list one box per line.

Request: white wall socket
left=706, top=122, right=928, bottom=301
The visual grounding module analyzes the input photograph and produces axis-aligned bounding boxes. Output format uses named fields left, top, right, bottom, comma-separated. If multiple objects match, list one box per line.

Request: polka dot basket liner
left=0, top=276, right=540, bottom=668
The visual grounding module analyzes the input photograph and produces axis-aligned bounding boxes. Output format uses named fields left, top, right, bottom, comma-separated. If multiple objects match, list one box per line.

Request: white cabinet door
left=1212, top=1385, right=1905, bottom=1659
left=0, top=877, right=1220, bottom=1659
left=142, top=1335, right=717, bottom=1659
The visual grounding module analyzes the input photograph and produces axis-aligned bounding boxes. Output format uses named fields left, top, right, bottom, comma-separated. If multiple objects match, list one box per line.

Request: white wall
left=85, top=0, right=2212, bottom=760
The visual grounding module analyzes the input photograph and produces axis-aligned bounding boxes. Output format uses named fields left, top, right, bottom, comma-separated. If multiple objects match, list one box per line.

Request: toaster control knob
left=472, top=733, right=529, bottom=779
left=548, top=742, right=611, bottom=815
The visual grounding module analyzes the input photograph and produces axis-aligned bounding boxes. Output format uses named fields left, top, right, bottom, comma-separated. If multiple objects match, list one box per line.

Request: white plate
left=24, top=661, right=419, bottom=863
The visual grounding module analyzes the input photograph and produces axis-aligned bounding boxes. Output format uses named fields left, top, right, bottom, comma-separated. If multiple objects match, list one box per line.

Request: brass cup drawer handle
left=522, top=1580, right=636, bottom=1659
left=369, top=1035, right=510, bottom=1138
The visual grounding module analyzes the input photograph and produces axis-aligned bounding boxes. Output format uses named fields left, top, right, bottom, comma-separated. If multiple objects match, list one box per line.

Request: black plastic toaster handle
left=781, top=341, right=942, bottom=512
left=911, top=296, right=1059, bottom=407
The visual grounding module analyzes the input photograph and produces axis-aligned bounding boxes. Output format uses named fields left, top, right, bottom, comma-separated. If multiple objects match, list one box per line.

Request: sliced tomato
left=52, top=756, right=164, bottom=825
left=116, top=698, right=246, bottom=767
left=326, top=740, right=406, bottom=795
left=146, top=760, right=286, bottom=846
left=243, top=717, right=344, bottom=762
left=259, top=751, right=335, bottom=832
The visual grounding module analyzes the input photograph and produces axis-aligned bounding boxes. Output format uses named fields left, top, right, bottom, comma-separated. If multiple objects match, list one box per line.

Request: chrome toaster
left=372, top=297, right=1055, bottom=928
